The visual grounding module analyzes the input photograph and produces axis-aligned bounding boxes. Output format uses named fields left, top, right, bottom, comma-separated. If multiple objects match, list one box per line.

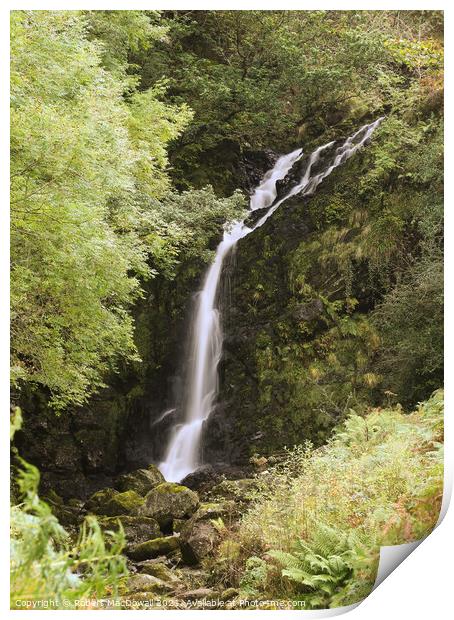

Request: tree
left=10, top=11, right=243, bottom=409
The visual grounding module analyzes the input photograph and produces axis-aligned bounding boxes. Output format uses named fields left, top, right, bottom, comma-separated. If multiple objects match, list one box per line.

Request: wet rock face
left=139, top=483, right=199, bottom=527
left=201, top=152, right=375, bottom=464
left=240, top=149, right=279, bottom=192
left=14, top=386, right=131, bottom=499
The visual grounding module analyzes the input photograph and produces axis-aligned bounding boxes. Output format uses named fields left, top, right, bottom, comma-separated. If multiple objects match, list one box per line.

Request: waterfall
left=158, top=149, right=302, bottom=482
left=158, top=118, right=383, bottom=482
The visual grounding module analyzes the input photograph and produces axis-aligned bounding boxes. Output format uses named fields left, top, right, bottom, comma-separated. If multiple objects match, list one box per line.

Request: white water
left=158, top=118, right=383, bottom=482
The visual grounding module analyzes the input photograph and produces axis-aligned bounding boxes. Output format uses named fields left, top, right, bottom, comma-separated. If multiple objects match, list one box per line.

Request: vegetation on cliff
left=215, top=108, right=443, bottom=457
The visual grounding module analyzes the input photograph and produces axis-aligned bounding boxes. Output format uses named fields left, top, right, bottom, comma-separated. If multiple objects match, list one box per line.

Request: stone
left=294, top=299, right=324, bottom=322
left=127, top=535, right=180, bottom=561
left=84, top=488, right=118, bottom=514
left=48, top=503, right=81, bottom=528
left=126, top=573, right=174, bottom=595
left=180, top=519, right=221, bottom=565
left=191, top=501, right=235, bottom=522
left=139, top=483, right=199, bottom=526
left=88, top=489, right=144, bottom=517
left=42, top=490, right=83, bottom=527
left=98, top=515, right=161, bottom=545
left=136, top=561, right=182, bottom=586
left=115, top=465, right=165, bottom=496
left=172, top=518, right=186, bottom=533
left=180, top=465, right=221, bottom=492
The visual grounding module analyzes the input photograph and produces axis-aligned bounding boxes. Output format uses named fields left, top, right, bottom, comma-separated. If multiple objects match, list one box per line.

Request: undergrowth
left=215, top=389, right=443, bottom=608
left=10, top=408, right=128, bottom=610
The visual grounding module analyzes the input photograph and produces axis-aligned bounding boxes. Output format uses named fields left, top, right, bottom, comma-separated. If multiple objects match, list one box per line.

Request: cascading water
left=158, top=117, right=383, bottom=482
left=158, top=149, right=302, bottom=482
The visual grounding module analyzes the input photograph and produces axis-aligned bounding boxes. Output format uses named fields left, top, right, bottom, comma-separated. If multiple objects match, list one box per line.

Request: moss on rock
left=127, top=535, right=180, bottom=561
left=192, top=501, right=236, bottom=521
left=180, top=519, right=221, bottom=565
left=98, top=514, right=161, bottom=545
left=86, top=488, right=144, bottom=516
left=84, top=487, right=118, bottom=514
left=139, top=483, right=199, bottom=526
left=104, top=490, right=144, bottom=516
left=115, top=466, right=165, bottom=496
left=137, top=561, right=182, bottom=586
left=126, top=573, right=175, bottom=595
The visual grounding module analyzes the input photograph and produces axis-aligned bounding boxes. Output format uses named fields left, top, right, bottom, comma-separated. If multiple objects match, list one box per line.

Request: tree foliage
left=10, top=10, right=243, bottom=409
left=136, top=10, right=443, bottom=191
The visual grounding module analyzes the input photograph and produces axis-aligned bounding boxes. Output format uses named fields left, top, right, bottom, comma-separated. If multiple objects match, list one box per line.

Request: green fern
left=269, top=524, right=354, bottom=608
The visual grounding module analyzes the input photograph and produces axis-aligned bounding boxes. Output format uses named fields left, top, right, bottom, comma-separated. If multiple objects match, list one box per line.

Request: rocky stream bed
left=45, top=464, right=265, bottom=609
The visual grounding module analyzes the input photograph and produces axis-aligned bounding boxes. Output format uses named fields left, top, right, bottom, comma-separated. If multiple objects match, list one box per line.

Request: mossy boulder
left=172, top=518, right=187, bottom=533
left=139, top=483, right=199, bottom=526
left=127, top=535, right=180, bottom=561
left=126, top=573, right=175, bottom=595
left=42, top=490, right=82, bottom=528
left=191, top=501, right=236, bottom=521
left=104, top=490, right=144, bottom=516
left=85, top=488, right=143, bottom=516
left=98, top=515, right=161, bottom=545
left=50, top=504, right=81, bottom=528
left=137, top=561, right=182, bottom=587
left=84, top=487, right=118, bottom=513
left=115, top=465, right=165, bottom=496
left=180, top=519, right=221, bottom=565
